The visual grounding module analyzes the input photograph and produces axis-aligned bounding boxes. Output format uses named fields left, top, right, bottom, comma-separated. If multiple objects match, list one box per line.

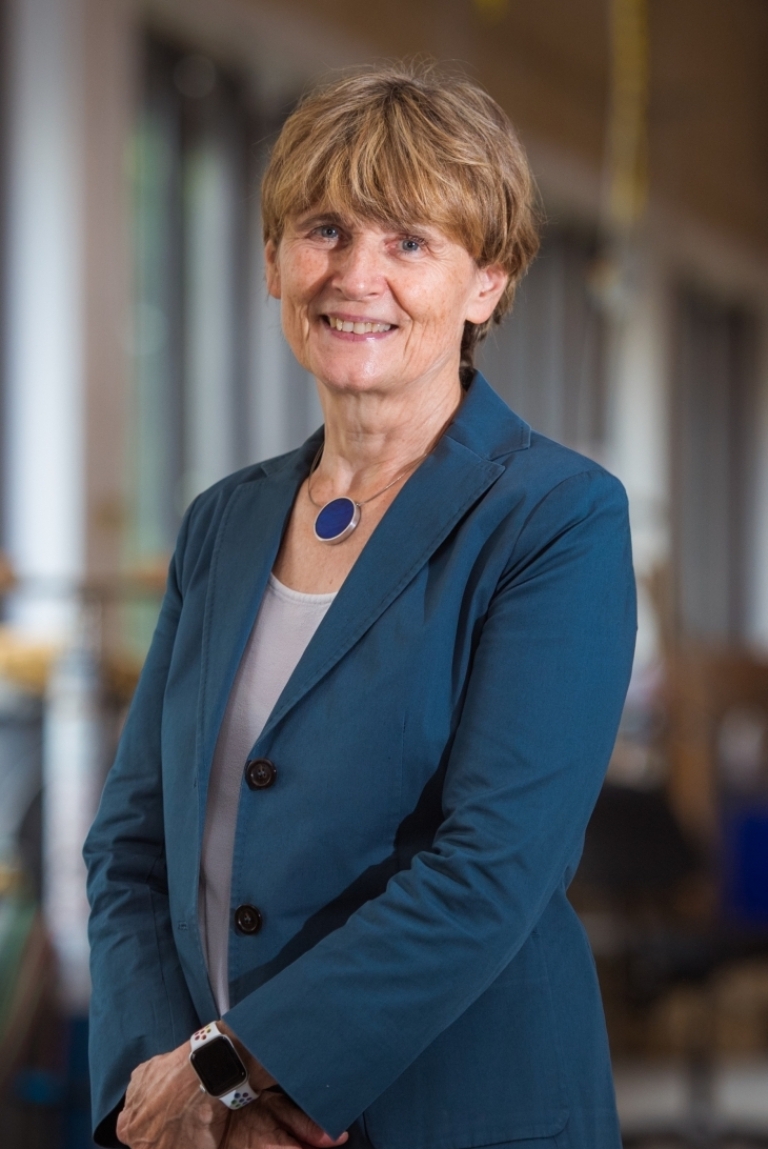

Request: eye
left=399, top=236, right=425, bottom=254
left=314, top=224, right=340, bottom=241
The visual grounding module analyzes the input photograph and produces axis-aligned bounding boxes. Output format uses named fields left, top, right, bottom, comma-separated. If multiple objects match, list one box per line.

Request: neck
left=314, top=369, right=465, bottom=492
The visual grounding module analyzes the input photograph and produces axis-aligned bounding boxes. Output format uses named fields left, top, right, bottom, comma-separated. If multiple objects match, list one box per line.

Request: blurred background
left=0, top=0, right=767, bottom=1145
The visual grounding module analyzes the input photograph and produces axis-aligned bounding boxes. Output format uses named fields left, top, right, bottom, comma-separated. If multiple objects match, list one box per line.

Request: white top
left=199, top=573, right=337, bottom=1014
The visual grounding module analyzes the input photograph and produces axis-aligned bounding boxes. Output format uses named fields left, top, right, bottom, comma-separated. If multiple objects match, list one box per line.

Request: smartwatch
left=189, top=1022, right=260, bottom=1110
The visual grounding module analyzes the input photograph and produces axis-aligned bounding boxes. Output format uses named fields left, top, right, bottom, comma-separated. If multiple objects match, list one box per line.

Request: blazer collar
left=444, top=370, right=531, bottom=459
left=196, top=373, right=529, bottom=816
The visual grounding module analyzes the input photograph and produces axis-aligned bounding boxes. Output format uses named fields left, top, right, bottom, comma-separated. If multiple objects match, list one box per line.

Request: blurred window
left=673, top=288, right=758, bottom=643
left=0, top=0, right=8, bottom=563
left=478, top=228, right=607, bottom=459
left=126, top=37, right=322, bottom=656
left=128, top=38, right=255, bottom=566
left=124, top=38, right=257, bottom=653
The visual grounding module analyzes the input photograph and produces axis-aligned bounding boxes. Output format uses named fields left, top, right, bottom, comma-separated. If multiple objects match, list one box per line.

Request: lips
left=324, top=315, right=395, bottom=334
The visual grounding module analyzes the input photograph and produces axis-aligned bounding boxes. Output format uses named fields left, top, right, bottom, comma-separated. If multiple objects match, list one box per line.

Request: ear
left=264, top=239, right=281, bottom=300
left=465, top=263, right=509, bottom=325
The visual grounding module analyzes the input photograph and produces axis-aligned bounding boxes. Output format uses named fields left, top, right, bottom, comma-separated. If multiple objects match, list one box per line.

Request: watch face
left=190, top=1036, right=247, bottom=1097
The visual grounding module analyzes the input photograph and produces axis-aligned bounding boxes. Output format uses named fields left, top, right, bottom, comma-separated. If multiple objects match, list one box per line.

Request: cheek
left=407, top=295, right=469, bottom=345
left=280, top=301, right=312, bottom=363
left=281, top=276, right=310, bottom=315
left=402, top=268, right=477, bottom=341
left=280, top=284, right=315, bottom=347
left=276, top=252, right=327, bottom=319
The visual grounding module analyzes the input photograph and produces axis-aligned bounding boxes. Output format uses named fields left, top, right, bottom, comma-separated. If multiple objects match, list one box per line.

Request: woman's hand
left=114, top=1027, right=347, bottom=1149
left=224, top=1090, right=349, bottom=1149
left=116, top=1042, right=229, bottom=1149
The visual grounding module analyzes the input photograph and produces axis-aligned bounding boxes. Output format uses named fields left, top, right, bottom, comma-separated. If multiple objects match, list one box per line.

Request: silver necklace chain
left=306, top=444, right=428, bottom=511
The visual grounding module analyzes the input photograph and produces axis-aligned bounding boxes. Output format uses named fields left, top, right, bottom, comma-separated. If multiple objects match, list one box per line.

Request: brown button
left=234, top=905, right=263, bottom=935
left=245, top=758, right=276, bottom=790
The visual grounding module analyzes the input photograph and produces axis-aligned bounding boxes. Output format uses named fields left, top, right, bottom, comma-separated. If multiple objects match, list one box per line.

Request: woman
left=85, top=63, right=636, bottom=1149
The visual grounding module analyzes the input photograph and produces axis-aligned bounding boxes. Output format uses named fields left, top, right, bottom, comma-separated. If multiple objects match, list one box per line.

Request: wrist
left=216, top=1020, right=277, bottom=1092
left=188, top=1022, right=260, bottom=1109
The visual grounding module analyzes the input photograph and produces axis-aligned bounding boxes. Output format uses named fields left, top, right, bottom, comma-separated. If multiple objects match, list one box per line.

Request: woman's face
left=265, top=212, right=507, bottom=401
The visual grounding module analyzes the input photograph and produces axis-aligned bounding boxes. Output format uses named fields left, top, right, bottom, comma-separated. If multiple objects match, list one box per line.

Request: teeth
left=328, top=317, right=393, bottom=333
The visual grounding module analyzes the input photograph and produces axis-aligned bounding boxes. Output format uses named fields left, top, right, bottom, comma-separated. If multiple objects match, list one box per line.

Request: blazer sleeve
left=83, top=503, right=202, bottom=1147
left=224, top=467, right=637, bottom=1137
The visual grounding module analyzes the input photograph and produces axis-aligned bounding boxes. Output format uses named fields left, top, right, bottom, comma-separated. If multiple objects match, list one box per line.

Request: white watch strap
left=190, top=1022, right=260, bottom=1110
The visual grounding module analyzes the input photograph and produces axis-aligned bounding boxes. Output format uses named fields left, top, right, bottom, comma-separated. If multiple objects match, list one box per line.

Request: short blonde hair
left=261, top=61, right=540, bottom=377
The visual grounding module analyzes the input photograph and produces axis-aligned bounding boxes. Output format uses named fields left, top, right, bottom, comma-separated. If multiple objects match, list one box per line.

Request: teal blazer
left=85, top=373, right=636, bottom=1149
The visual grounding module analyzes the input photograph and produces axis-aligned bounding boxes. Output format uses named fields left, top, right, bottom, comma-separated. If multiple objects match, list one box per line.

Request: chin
left=313, top=359, right=396, bottom=396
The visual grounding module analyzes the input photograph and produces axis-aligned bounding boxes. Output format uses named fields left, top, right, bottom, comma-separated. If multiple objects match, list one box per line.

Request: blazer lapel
left=257, top=433, right=503, bottom=743
left=256, top=374, right=529, bottom=744
left=196, top=434, right=321, bottom=822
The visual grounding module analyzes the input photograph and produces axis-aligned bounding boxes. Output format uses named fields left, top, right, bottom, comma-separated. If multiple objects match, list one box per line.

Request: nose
left=333, top=233, right=385, bottom=299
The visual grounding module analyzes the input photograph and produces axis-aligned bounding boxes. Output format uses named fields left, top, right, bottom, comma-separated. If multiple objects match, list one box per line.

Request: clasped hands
left=116, top=1022, right=349, bottom=1149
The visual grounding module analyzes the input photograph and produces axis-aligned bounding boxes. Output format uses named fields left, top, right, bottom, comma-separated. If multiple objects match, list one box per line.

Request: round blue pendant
left=314, top=497, right=361, bottom=544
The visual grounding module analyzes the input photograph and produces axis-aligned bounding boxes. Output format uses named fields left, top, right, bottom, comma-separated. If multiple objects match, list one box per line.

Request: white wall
left=3, top=0, right=86, bottom=639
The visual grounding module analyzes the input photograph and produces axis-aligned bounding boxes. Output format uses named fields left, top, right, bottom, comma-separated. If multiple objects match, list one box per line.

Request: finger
left=228, top=1107, right=306, bottom=1149
left=220, top=1112, right=235, bottom=1149
left=264, top=1095, right=349, bottom=1147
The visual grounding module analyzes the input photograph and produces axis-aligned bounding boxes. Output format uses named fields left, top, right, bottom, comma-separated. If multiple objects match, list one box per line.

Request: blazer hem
left=364, top=1109, right=570, bottom=1149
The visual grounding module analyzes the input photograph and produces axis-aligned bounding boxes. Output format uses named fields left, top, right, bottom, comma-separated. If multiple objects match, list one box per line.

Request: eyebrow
left=294, top=211, right=348, bottom=229
left=294, top=212, right=439, bottom=239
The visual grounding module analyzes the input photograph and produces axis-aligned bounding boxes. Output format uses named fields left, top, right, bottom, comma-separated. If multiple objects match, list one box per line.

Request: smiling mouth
left=323, top=315, right=395, bottom=334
